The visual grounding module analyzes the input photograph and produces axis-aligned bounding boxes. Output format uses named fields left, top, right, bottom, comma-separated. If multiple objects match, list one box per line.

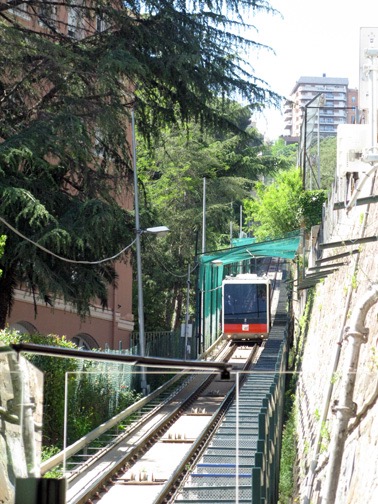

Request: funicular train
left=222, top=273, right=272, bottom=343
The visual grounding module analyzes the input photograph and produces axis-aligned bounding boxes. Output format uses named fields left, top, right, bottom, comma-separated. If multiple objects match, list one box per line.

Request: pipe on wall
left=322, top=283, right=378, bottom=503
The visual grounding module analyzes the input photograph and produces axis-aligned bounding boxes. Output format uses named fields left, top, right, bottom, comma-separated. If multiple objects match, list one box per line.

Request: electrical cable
left=0, top=216, right=136, bottom=265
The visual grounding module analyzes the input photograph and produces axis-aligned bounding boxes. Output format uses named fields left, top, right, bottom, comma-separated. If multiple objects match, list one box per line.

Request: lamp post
left=131, top=110, right=169, bottom=394
left=184, top=263, right=191, bottom=360
left=301, top=92, right=323, bottom=189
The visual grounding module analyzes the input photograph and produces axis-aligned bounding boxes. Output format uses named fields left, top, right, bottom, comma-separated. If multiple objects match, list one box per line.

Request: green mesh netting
left=196, top=231, right=301, bottom=352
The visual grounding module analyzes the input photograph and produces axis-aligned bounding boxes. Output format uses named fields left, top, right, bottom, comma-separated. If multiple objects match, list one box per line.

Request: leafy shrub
left=65, top=362, right=141, bottom=444
left=1, top=328, right=78, bottom=446
left=298, top=190, right=328, bottom=230
left=244, top=167, right=303, bottom=240
left=0, top=328, right=140, bottom=448
left=245, top=168, right=328, bottom=240
left=279, top=403, right=297, bottom=503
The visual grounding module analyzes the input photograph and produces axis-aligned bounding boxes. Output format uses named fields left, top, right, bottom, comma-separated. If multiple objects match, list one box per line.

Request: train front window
left=224, top=283, right=267, bottom=321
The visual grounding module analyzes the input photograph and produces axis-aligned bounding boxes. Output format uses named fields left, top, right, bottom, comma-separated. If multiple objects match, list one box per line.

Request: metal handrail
left=41, top=372, right=187, bottom=474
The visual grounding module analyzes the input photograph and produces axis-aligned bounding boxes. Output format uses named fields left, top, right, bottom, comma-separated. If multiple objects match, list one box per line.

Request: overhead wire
left=0, top=217, right=136, bottom=265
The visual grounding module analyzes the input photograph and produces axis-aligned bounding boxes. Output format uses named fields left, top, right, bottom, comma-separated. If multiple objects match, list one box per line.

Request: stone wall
left=294, top=175, right=378, bottom=503
left=0, top=350, right=43, bottom=503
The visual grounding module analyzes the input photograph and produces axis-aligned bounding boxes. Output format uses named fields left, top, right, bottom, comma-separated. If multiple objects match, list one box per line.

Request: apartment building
left=283, top=74, right=358, bottom=139
left=2, top=2, right=135, bottom=350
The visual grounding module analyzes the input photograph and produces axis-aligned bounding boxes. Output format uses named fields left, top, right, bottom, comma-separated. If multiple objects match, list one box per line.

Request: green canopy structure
left=196, top=231, right=301, bottom=353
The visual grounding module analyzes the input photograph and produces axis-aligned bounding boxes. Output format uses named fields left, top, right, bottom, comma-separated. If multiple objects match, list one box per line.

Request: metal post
left=302, top=92, right=323, bottom=189
left=369, top=48, right=378, bottom=150
left=200, top=177, right=206, bottom=353
left=239, top=205, right=243, bottom=238
left=202, top=177, right=206, bottom=254
left=184, top=263, right=191, bottom=360
left=303, top=107, right=308, bottom=189
left=317, top=106, right=321, bottom=188
left=131, top=110, right=147, bottom=395
left=15, top=478, right=66, bottom=504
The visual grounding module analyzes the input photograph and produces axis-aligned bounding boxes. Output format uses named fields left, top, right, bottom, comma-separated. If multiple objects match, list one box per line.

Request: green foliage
left=369, top=347, right=378, bottom=371
left=244, top=167, right=327, bottom=240
left=330, top=373, right=341, bottom=386
left=279, top=399, right=297, bottom=503
left=244, top=167, right=303, bottom=240
left=0, top=0, right=281, bottom=328
left=298, top=189, right=328, bottom=230
left=350, top=272, right=359, bottom=290
left=135, top=109, right=284, bottom=330
left=66, top=363, right=141, bottom=445
left=41, top=446, right=63, bottom=478
left=41, top=445, right=61, bottom=462
left=319, top=421, right=331, bottom=453
left=269, top=137, right=298, bottom=167
left=0, top=328, right=140, bottom=448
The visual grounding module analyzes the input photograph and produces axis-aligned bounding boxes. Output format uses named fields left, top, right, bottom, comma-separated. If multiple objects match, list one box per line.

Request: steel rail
left=41, top=342, right=232, bottom=476
left=66, top=345, right=237, bottom=504
left=154, top=347, right=259, bottom=504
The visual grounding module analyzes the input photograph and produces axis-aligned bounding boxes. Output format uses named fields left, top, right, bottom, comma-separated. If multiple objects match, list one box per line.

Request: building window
left=8, top=4, right=31, bottom=20
left=67, top=7, right=83, bottom=38
left=9, top=321, right=38, bottom=335
left=72, top=333, right=99, bottom=350
left=96, top=16, right=106, bottom=32
left=38, top=3, right=58, bottom=27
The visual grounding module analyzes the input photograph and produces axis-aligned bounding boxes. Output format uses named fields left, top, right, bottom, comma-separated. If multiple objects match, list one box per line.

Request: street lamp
left=131, top=111, right=169, bottom=394
left=145, top=226, right=169, bottom=236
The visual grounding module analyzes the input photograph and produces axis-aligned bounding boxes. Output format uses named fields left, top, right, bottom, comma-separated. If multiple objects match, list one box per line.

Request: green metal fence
left=130, top=330, right=198, bottom=360
left=196, top=232, right=300, bottom=351
left=251, top=339, right=287, bottom=502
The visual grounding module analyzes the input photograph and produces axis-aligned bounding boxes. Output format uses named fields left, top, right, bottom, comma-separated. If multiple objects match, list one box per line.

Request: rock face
left=0, top=351, right=43, bottom=503
left=294, top=176, right=378, bottom=503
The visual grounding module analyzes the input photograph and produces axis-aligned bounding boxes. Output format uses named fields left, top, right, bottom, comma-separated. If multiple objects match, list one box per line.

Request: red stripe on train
left=223, top=323, right=268, bottom=334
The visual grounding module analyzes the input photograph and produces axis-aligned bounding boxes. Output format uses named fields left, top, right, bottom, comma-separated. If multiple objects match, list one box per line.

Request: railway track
left=64, top=343, right=260, bottom=504
left=43, top=257, right=286, bottom=504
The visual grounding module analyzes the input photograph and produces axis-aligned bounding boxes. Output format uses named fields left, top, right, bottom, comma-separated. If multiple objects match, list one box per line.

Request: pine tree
left=0, top=0, right=280, bottom=328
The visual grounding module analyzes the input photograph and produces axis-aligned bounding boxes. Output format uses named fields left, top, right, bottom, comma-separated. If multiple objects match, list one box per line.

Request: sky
left=249, top=0, right=378, bottom=140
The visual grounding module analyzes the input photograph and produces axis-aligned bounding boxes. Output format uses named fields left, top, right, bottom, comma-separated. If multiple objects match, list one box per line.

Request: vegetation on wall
left=279, top=287, right=316, bottom=501
left=279, top=397, right=297, bottom=503
left=298, top=189, right=328, bottom=231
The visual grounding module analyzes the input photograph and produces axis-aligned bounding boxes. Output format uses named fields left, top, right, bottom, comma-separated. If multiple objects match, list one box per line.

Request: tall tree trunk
left=0, top=262, right=17, bottom=329
left=172, top=287, right=183, bottom=332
